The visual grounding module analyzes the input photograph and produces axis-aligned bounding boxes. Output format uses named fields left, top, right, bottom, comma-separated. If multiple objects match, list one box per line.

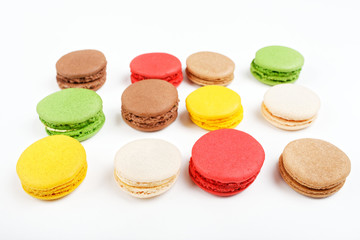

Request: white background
left=1, top=0, right=360, bottom=239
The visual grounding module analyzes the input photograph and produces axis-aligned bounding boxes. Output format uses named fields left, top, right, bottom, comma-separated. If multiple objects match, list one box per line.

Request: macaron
left=279, top=138, right=351, bottom=198
left=56, top=49, right=107, bottom=91
left=186, top=51, right=235, bottom=86
left=185, top=85, right=243, bottom=130
left=130, top=53, right=183, bottom=87
left=250, top=46, right=304, bottom=85
left=114, top=139, right=181, bottom=198
left=261, top=84, right=320, bottom=130
left=189, top=129, right=265, bottom=196
left=36, top=88, right=105, bottom=141
left=16, top=135, right=87, bottom=200
left=121, top=79, right=179, bottom=132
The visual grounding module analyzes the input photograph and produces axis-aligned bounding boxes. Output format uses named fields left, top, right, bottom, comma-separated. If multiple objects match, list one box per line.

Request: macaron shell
left=186, top=51, right=235, bottom=80
left=254, top=46, right=304, bottom=72
left=263, top=84, right=320, bottom=121
left=130, top=53, right=182, bottom=79
left=114, top=139, right=181, bottom=183
left=192, top=129, right=265, bottom=183
left=121, top=80, right=178, bottom=116
left=186, top=85, right=242, bottom=119
left=37, top=88, right=103, bottom=124
left=56, top=50, right=107, bottom=78
left=282, top=138, right=351, bottom=189
left=57, top=74, right=106, bottom=91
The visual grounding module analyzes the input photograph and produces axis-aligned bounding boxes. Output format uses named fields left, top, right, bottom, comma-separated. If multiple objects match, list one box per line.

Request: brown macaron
left=56, top=49, right=107, bottom=91
left=186, top=51, right=235, bottom=86
left=279, top=138, right=351, bottom=198
left=121, top=79, right=179, bottom=132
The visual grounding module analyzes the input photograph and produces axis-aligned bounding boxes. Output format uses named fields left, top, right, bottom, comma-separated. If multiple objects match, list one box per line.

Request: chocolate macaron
left=56, top=49, right=107, bottom=91
left=121, top=79, right=179, bottom=131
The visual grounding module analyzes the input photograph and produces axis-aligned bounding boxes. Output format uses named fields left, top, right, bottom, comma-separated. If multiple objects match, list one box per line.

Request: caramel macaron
left=121, top=79, right=179, bottom=132
left=186, top=51, right=235, bottom=86
left=279, top=138, right=351, bottom=198
left=56, top=49, right=107, bottom=91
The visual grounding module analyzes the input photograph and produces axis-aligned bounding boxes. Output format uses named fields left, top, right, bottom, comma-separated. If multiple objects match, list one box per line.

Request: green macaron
left=250, top=46, right=304, bottom=85
left=36, top=88, right=105, bottom=141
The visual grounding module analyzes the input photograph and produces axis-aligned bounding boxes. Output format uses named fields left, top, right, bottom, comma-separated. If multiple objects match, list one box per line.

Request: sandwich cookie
left=250, top=46, right=304, bottom=85
left=121, top=79, right=179, bottom=132
left=279, top=138, right=351, bottom=198
left=186, top=85, right=243, bottom=130
left=16, top=135, right=87, bottom=200
left=130, top=53, right=183, bottom=87
left=37, top=88, right=105, bottom=141
left=56, top=49, right=107, bottom=91
left=261, top=84, right=320, bottom=130
left=114, top=139, right=181, bottom=198
left=186, top=51, right=235, bottom=86
left=189, top=129, right=265, bottom=196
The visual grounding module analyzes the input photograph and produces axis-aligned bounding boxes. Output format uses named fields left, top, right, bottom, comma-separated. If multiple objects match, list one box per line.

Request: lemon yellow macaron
left=16, top=135, right=87, bottom=200
left=185, top=85, right=243, bottom=130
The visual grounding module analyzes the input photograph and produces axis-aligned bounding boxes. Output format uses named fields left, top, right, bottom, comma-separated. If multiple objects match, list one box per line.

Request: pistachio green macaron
left=250, top=46, right=304, bottom=85
left=36, top=88, right=105, bottom=141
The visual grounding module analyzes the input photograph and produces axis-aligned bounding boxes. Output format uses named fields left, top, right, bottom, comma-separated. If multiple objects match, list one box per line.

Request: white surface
left=1, top=0, right=359, bottom=239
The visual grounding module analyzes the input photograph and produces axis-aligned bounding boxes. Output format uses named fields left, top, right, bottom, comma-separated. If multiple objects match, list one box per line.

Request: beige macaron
left=114, top=139, right=181, bottom=198
left=279, top=138, right=351, bottom=198
left=186, top=51, right=235, bottom=86
left=261, top=84, right=320, bottom=130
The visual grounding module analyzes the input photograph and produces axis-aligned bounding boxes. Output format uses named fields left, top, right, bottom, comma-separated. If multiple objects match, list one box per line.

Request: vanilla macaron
left=114, top=139, right=181, bottom=198
left=261, top=84, right=320, bottom=130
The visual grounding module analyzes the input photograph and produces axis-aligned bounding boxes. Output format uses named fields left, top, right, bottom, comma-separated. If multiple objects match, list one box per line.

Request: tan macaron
left=186, top=51, right=235, bottom=86
left=279, top=138, right=351, bottom=198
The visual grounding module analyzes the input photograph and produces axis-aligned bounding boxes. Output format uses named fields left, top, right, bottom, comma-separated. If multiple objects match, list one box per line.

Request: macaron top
left=37, top=88, right=103, bottom=124
left=186, top=51, right=235, bottom=79
left=263, top=84, right=320, bottom=120
left=186, top=85, right=241, bottom=119
left=254, top=46, right=304, bottom=72
left=16, top=135, right=86, bottom=189
left=192, top=129, right=265, bottom=182
left=114, top=139, right=181, bottom=182
left=130, top=53, right=182, bottom=78
left=56, top=49, right=107, bottom=78
left=282, top=138, right=351, bottom=188
left=121, top=79, right=178, bottom=116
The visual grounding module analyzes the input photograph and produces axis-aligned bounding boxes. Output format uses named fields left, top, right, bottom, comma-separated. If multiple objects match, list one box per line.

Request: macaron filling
left=189, top=159, right=257, bottom=194
left=185, top=68, right=234, bottom=85
left=40, top=110, right=105, bottom=140
left=57, top=67, right=106, bottom=84
left=122, top=103, right=178, bottom=130
left=114, top=170, right=179, bottom=197
left=188, top=105, right=243, bottom=131
left=131, top=71, right=183, bottom=87
left=261, top=103, right=316, bottom=129
left=251, top=60, right=301, bottom=84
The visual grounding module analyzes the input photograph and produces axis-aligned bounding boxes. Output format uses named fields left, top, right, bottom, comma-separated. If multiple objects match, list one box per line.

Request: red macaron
left=130, top=53, right=183, bottom=87
left=189, top=129, right=265, bottom=196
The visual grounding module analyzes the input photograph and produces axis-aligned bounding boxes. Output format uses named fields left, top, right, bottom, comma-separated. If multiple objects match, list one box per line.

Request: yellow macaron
left=185, top=85, right=243, bottom=130
left=16, top=135, right=87, bottom=200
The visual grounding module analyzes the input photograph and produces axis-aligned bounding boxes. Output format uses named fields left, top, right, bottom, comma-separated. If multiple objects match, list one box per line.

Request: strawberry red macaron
left=130, top=53, right=183, bottom=87
left=189, top=129, right=265, bottom=196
